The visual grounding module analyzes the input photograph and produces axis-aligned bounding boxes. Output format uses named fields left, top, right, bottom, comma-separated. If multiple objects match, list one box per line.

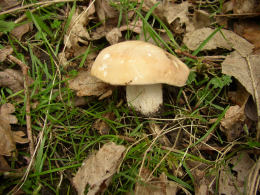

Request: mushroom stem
left=126, top=84, right=163, bottom=115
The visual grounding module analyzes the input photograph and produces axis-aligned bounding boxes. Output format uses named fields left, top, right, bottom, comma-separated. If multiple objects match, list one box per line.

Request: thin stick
left=245, top=56, right=260, bottom=141
left=7, top=55, right=34, bottom=157
left=0, top=0, right=80, bottom=16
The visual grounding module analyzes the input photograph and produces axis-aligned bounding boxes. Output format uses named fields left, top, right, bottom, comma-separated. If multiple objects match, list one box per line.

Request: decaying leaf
left=0, top=0, right=18, bottom=10
left=219, top=152, right=255, bottom=195
left=10, top=23, right=33, bottom=40
left=183, top=27, right=254, bottom=56
left=232, top=0, right=259, bottom=14
left=0, top=69, right=24, bottom=93
left=193, top=10, right=211, bottom=29
left=234, top=20, right=260, bottom=50
left=0, top=103, right=28, bottom=156
left=0, top=155, right=10, bottom=172
left=68, top=70, right=112, bottom=98
left=222, top=51, right=260, bottom=113
left=105, top=28, right=122, bottom=45
left=142, top=0, right=194, bottom=33
left=93, top=112, right=115, bottom=135
left=73, top=142, right=125, bottom=195
left=0, top=46, right=13, bottom=62
left=148, top=122, right=171, bottom=147
left=134, top=168, right=187, bottom=195
left=95, top=0, right=118, bottom=23
left=220, top=105, right=247, bottom=141
left=64, top=3, right=95, bottom=50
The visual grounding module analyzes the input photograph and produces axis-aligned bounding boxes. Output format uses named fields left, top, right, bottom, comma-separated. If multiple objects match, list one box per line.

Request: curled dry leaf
left=219, top=152, right=255, bottom=195
left=220, top=105, right=247, bottom=142
left=0, top=46, right=13, bottom=62
left=64, top=3, right=95, bottom=50
left=0, top=103, right=29, bottom=156
left=222, top=51, right=260, bottom=113
left=0, top=69, right=33, bottom=93
left=193, top=10, right=211, bottom=29
left=105, top=28, right=122, bottom=45
left=68, top=70, right=112, bottom=98
left=93, top=112, right=115, bottom=135
left=183, top=27, right=254, bottom=56
left=73, top=142, right=125, bottom=195
left=11, top=23, right=33, bottom=40
left=232, top=0, right=259, bottom=14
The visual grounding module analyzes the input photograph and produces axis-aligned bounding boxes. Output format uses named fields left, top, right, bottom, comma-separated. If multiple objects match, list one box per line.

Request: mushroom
left=91, top=40, right=190, bottom=115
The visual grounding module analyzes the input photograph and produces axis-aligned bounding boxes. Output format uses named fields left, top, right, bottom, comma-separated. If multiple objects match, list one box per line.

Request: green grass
left=0, top=0, right=259, bottom=194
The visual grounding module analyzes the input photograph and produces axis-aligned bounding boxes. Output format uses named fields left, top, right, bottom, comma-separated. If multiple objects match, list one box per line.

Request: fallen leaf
left=0, top=46, right=13, bottom=62
left=135, top=169, right=179, bottom=195
left=245, top=96, right=258, bottom=121
left=222, top=51, right=260, bottom=113
left=193, top=10, right=211, bottom=29
left=0, top=0, right=18, bottom=10
left=73, top=142, right=125, bottom=195
left=183, top=27, right=254, bottom=56
left=0, top=69, right=24, bottom=93
left=228, top=83, right=250, bottom=106
left=10, top=23, right=33, bottom=40
left=193, top=169, right=214, bottom=195
left=232, top=0, right=258, bottom=14
left=219, top=152, right=255, bottom=195
left=234, top=20, right=260, bottom=50
left=68, top=70, right=112, bottom=98
left=105, top=28, right=122, bottom=45
left=93, top=112, right=115, bottom=135
left=95, top=0, right=118, bottom=23
left=0, top=103, right=28, bottom=156
left=148, top=122, right=171, bottom=147
left=64, top=3, right=95, bottom=50
left=142, top=0, right=194, bottom=33
left=0, top=103, right=18, bottom=124
left=220, top=105, right=246, bottom=141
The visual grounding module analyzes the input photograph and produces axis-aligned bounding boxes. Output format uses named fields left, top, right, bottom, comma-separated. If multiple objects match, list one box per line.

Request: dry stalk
left=7, top=55, right=34, bottom=157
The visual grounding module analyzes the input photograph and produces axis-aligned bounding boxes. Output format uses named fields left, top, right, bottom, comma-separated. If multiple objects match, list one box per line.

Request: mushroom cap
left=91, top=41, right=190, bottom=86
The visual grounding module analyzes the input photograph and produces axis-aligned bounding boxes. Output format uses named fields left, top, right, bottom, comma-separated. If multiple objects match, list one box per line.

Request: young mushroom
left=91, top=41, right=190, bottom=115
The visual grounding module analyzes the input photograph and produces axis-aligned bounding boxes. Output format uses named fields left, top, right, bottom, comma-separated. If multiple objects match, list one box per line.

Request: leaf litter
left=1, top=0, right=260, bottom=194
left=73, top=142, right=125, bottom=195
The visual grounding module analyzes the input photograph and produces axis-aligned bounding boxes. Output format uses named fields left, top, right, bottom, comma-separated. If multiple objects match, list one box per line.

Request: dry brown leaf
left=64, top=4, right=95, bottom=50
left=68, top=70, right=112, bottom=98
left=0, top=46, right=13, bottom=62
left=234, top=20, right=260, bottom=50
left=10, top=23, right=33, bottom=40
left=0, top=103, right=28, bottom=156
left=93, top=112, right=115, bottom=135
left=105, top=28, right=122, bottom=45
left=0, top=155, right=10, bottom=172
left=0, top=0, right=18, bottom=10
left=134, top=169, right=182, bottom=195
left=193, top=10, right=211, bottom=29
left=142, top=0, right=194, bottom=33
left=232, top=0, right=258, bottom=14
left=0, top=69, right=24, bottom=93
left=220, top=105, right=246, bottom=141
left=222, top=51, right=260, bottom=113
left=183, top=28, right=254, bottom=56
left=0, top=103, right=18, bottom=124
left=219, top=152, right=255, bottom=195
left=148, top=122, right=171, bottom=147
left=72, top=142, right=125, bottom=195
left=95, top=0, right=118, bottom=23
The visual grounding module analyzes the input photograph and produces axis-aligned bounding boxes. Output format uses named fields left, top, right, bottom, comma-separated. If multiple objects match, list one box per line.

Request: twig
left=0, top=0, right=81, bottom=16
left=175, top=49, right=219, bottom=67
left=245, top=56, right=260, bottom=141
left=7, top=55, right=34, bottom=157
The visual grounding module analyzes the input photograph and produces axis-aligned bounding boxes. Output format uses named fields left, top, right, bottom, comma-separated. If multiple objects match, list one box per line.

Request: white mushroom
left=91, top=41, right=190, bottom=115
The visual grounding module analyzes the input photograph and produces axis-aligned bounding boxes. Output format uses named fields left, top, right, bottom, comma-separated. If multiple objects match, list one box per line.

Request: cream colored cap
left=91, top=41, right=190, bottom=86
